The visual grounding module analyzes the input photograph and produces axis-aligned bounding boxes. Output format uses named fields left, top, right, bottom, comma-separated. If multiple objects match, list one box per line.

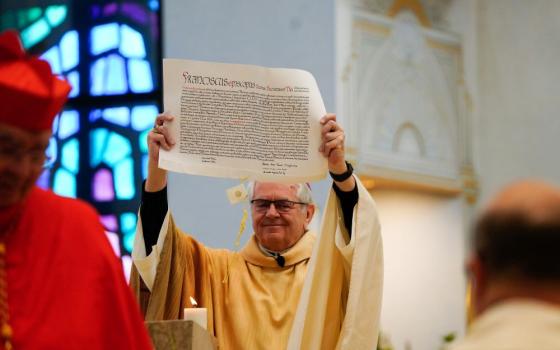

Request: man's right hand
left=145, top=112, right=175, bottom=192
left=148, top=112, right=175, bottom=163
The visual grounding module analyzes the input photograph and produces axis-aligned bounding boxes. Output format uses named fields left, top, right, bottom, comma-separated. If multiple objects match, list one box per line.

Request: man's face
left=251, top=182, right=315, bottom=251
left=0, top=123, right=51, bottom=207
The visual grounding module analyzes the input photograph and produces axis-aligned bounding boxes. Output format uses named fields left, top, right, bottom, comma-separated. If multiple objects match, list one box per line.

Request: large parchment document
left=160, top=59, right=328, bottom=183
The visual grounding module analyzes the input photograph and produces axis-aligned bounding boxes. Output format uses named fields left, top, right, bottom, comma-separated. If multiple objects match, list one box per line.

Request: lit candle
left=184, top=296, right=207, bottom=330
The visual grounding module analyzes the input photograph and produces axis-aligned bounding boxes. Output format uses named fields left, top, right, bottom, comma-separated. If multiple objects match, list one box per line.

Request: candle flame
left=190, top=296, right=198, bottom=307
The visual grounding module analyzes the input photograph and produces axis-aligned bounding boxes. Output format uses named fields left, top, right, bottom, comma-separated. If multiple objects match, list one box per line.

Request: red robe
left=0, top=187, right=152, bottom=349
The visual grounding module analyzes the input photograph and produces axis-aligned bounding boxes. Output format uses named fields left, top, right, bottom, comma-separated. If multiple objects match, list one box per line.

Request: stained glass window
left=1, top=0, right=162, bottom=270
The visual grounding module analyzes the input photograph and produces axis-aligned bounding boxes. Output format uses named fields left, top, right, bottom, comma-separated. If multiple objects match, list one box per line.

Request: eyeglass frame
left=0, top=144, right=53, bottom=169
left=250, top=199, right=309, bottom=213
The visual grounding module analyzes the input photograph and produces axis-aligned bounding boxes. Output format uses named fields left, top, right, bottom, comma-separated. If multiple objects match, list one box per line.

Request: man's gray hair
left=246, top=181, right=313, bottom=204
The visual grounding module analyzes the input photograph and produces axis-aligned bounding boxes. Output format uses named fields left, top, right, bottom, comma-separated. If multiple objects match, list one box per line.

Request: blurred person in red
left=450, top=180, right=560, bottom=350
left=0, top=30, right=153, bottom=350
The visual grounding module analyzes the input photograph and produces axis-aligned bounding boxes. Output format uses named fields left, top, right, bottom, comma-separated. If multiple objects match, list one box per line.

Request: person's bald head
left=473, top=179, right=560, bottom=283
left=468, top=180, right=560, bottom=316
left=484, top=180, right=560, bottom=226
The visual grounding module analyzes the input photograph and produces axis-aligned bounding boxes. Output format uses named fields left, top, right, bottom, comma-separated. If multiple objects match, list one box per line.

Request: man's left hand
left=319, top=114, right=346, bottom=173
left=319, top=114, right=356, bottom=191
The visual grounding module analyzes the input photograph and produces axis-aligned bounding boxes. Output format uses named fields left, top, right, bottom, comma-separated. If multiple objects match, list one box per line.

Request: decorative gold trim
left=353, top=20, right=391, bottom=36
left=358, top=173, right=463, bottom=196
left=461, top=165, right=479, bottom=205
left=426, top=38, right=461, bottom=55
left=357, top=165, right=479, bottom=202
left=465, top=278, right=475, bottom=327
left=387, top=0, right=431, bottom=27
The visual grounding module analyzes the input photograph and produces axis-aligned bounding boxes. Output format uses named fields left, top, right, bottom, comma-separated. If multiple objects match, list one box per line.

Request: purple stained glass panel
left=122, top=3, right=148, bottom=24
left=36, top=169, right=50, bottom=189
left=121, top=255, right=132, bottom=282
left=93, top=168, right=115, bottom=201
left=100, top=214, right=118, bottom=232
left=103, top=3, right=119, bottom=17
left=105, top=231, right=121, bottom=256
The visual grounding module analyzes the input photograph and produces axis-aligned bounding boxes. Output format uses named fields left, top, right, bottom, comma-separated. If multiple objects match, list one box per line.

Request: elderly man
left=450, top=180, right=560, bottom=350
left=131, top=111, right=383, bottom=349
left=0, top=30, right=153, bottom=349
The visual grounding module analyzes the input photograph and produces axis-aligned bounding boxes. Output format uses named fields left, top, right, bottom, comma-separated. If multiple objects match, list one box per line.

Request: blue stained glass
left=131, top=105, right=158, bottom=131
left=45, top=135, right=58, bottom=167
left=106, top=54, right=128, bottom=94
left=91, top=5, right=100, bottom=19
left=128, top=59, right=153, bottom=93
left=120, top=25, right=146, bottom=58
left=104, top=132, right=131, bottom=166
left=60, top=30, right=79, bottom=71
left=22, top=18, right=50, bottom=48
left=142, top=154, right=149, bottom=179
left=90, top=55, right=127, bottom=95
left=53, top=168, right=76, bottom=198
left=120, top=212, right=137, bottom=233
left=17, top=8, right=41, bottom=28
left=91, top=23, right=119, bottom=55
left=90, top=58, right=106, bottom=95
left=58, top=110, right=79, bottom=139
left=103, top=107, right=130, bottom=126
left=90, top=128, right=109, bottom=167
left=89, top=109, right=103, bottom=122
left=123, top=231, right=135, bottom=253
left=66, top=71, right=79, bottom=97
left=51, top=114, right=59, bottom=135
left=139, top=130, right=150, bottom=153
left=148, top=0, right=160, bottom=11
left=61, top=138, right=79, bottom=174
left=17, top=1, right=163, bottom=263
left=45, top=5, right=67, bottom=27
left=40, top=46, right=61, bottom=74
left=114, top=158, right=135, bottom=200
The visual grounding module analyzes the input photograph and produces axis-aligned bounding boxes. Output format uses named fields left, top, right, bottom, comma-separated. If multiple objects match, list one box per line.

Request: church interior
left=1, top=0, right=559, bottom=349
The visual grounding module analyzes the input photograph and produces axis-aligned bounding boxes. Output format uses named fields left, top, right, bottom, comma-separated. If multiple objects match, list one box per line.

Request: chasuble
left=449, top=300, right=560, bottom=350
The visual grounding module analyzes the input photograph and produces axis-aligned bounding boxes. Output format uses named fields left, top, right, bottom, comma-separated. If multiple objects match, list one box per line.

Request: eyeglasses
left=250, top=199, right=308, bottom=213
left=0, top=145, right=51, bottom=168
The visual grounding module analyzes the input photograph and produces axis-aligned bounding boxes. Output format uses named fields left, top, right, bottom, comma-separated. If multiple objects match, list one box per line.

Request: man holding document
left=131, top=59, right=383, bottom=349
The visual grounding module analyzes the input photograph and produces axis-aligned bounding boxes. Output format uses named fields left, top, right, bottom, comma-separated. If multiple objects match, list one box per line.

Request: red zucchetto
left=0, top=30, right=71, bottom=131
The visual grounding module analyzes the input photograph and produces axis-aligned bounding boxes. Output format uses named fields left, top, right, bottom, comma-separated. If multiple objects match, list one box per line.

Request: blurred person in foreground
left=0, top=30, right=153, bottom=349
left=450, top=180, right=560, bottom=350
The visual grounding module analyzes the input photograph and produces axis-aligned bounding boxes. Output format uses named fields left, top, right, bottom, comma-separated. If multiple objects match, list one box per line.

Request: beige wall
left=372, top=189, right=467, bottom=350
left=476, top=0, right=560, bottom=205
left=337, top=1, right=560, bottom=349
left=334, top=1, right=478, bottom=349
